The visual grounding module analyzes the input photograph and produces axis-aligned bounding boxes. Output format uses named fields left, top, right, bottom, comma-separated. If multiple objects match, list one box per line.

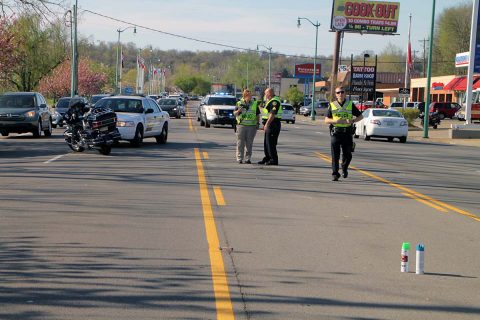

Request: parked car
left=357, top=100, right=385, bottom=112
left=52, top=96, right=88, bottom=128
left=299, top=101, right=330, bottom=117
left=355, top=108, right=408, bottom=143
left=157, top=98, right=182, bottom=118
left=455, top=104, right=480, bottom=122
left=0, top=92, right=52, bottom=137
left=281, top=103, right=296, bottom=124
left=94, top=96, right=169, bottom=146
left=199, top=94, right=237, bottom=128
left=427, top=102, right=461, bottom=119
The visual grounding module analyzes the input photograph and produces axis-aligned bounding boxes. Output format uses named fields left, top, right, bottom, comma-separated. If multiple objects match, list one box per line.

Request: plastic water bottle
left=401, top=242, right=410, bottom=272
left=416, top=244, right=425, bottom=274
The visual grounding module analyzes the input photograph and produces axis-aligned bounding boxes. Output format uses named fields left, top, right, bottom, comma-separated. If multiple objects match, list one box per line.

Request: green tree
left=376, top=43, right=405, bottom=73
left=433, top=2, right=471, bottom=75
left=174, top=75, right=196, bottom=93
left=192, top=77, right=211, bottom=95
left=285, top=86, right=304, bottom=106
left=9, top=14, right=67, bottom=91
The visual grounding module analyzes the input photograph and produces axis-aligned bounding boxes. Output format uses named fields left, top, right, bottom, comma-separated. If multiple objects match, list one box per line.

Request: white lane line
left=44, top=154, right=66, bottom=164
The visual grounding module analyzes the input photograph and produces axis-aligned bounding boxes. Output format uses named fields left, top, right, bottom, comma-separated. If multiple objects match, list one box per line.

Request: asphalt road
left=0, top=101, right=479, bottom=320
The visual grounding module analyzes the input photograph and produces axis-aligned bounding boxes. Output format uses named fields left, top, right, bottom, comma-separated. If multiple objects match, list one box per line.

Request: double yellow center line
left=194, top=148, right=234, bottom=319
left=315, top=152, right=480, bottom=222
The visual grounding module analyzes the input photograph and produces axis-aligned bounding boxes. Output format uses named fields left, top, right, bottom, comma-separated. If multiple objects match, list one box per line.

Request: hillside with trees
left=0, top=1, right=473, bottom=97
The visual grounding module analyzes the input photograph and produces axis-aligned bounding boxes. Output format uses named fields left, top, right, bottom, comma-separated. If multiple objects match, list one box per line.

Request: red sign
left=432, top=82, right=444, bottom=90
left=294, top=63, right=321, bottom=77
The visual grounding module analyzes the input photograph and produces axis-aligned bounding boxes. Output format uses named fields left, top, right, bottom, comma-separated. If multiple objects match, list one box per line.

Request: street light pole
left=297, top=17, right=320, bottom=121
left=115, top=26, right=136, bottom=94
left=70, top=0, right=78, bottom=97
left=257, top=44, right=272, bottom=87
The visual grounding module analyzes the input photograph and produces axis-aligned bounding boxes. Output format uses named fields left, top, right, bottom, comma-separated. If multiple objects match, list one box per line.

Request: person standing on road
left=325, top=86, right=363, bottom=181
left=234, top=89, right=260, bottom=164
left=258, top=87, right=282, bottom=166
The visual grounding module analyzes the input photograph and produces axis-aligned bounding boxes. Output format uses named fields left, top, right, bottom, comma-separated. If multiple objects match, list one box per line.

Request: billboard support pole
left=330, top=31, right=342, bottom=102
left=349, top=54, right=353, bottom=101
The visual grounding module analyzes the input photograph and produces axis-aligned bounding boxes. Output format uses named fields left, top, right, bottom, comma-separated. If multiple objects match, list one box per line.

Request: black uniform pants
left=330, top=131, right=353, bottom=175
left=263, top=121, right=281, bottom=164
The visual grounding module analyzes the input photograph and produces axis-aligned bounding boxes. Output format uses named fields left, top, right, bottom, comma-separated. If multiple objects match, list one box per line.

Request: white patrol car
left=199, top=94, right=237, bottom=128
left=94, top=95, right=169, bottom=146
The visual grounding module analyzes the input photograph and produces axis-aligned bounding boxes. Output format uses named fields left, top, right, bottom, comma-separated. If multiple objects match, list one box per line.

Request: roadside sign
left=398, top=88, right=410, bottom=95
left=338, top=65, right=350, bottom=72
left=294, top=63, right=321, bottom=79
left=350, top=66, right=377, bottom=94
left=330, top=0, right=400, bottom=34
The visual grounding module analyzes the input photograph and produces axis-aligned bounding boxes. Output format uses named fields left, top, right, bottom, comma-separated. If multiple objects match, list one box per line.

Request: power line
left=81, top=9, right=455, bottom=66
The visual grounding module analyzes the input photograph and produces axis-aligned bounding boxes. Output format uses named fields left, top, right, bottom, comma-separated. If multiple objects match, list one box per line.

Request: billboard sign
left=350, top=65, right=377, bottom=94
left=294, top=63, right=321, bottom=79
left=455, top=52, right=469, bottom=68
left=331, top=0, right=400, bottom=34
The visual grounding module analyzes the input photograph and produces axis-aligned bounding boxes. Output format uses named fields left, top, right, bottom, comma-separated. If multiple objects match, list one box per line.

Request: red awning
left=443, top=76, right=480, bottom=91
left=473, top=77, right=480, bottom=89
left=443, top=77, right=464, bottom=90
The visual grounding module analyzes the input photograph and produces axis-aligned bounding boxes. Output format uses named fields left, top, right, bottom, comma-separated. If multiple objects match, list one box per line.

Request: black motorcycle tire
left=68, top=140, right=85, bottom=152
left=99, top=145, right=112, bottom=155
left=68, top=127, right=85, bottom=152
left=433, top=124, right=438, bottom=129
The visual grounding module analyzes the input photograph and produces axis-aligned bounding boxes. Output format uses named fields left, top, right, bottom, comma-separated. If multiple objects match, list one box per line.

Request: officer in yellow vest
left=325, top=86, right=363, bottom=181
left=233, top=89, right=260, bottom=164
left=258, top=87, right=283, bottom=165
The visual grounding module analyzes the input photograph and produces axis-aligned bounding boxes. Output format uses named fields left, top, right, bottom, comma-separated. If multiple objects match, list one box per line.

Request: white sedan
left=95, top=96, right=169, bottom=146
left=355, top=108, right=408, bottom=143
left=281, top=103, right=296, bottom=124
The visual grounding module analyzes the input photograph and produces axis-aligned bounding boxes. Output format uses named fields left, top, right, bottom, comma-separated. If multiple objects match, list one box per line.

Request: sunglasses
left=336, top=91, right=345, bottom=94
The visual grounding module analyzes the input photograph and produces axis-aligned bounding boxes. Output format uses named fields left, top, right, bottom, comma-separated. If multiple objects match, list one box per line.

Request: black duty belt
left=332, top=126, right=351, bottom=133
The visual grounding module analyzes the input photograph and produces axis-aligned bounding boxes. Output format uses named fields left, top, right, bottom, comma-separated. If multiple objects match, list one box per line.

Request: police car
left=199, top=94, right=237, bottom=128
left=94, top=95, right=169, bottom=146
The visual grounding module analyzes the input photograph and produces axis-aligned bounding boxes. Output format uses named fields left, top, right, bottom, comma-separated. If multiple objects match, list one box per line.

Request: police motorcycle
left=63, top=98, right=121, bottom=155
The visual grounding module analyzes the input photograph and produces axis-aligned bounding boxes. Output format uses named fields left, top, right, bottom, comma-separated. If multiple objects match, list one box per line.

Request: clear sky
left=71, top=0, right=469, bottom=58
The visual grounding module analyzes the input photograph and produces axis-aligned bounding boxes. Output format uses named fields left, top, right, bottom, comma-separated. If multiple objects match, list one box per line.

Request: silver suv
left=199, top=94, right=237, bottom=128
left=0, top=92, right=52, bottom=137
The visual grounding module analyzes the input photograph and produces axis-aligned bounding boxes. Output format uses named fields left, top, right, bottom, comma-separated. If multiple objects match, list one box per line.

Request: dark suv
left=429, top=102, right=461, bottom=119
left=0, top=92, right=52, bottom=137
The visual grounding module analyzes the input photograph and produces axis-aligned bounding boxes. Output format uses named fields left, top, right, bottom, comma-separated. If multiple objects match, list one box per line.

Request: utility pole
left=70, top=0, right=78, bottom=97
left=419, top=38, right=429, bottom=78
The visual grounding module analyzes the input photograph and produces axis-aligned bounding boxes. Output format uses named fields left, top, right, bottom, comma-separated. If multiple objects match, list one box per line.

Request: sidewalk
left=408, top=119, right=480, bottom=148
left=298, top=117, right=480, bottom=148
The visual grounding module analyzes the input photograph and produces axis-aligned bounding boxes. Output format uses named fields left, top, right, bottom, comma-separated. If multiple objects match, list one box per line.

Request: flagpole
left=119, top=46, right=123, bottom=94
left=136, top=51, right=140, bottom=94
left=404, top=13, right=412, bottom=109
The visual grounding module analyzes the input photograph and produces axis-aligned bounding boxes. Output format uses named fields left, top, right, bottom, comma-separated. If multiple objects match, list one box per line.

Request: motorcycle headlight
left=55, top=111, right=61, bottom=117
left=24, top=111, right=36, bottom=118
left=117, top=121, right=135, bottom=127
